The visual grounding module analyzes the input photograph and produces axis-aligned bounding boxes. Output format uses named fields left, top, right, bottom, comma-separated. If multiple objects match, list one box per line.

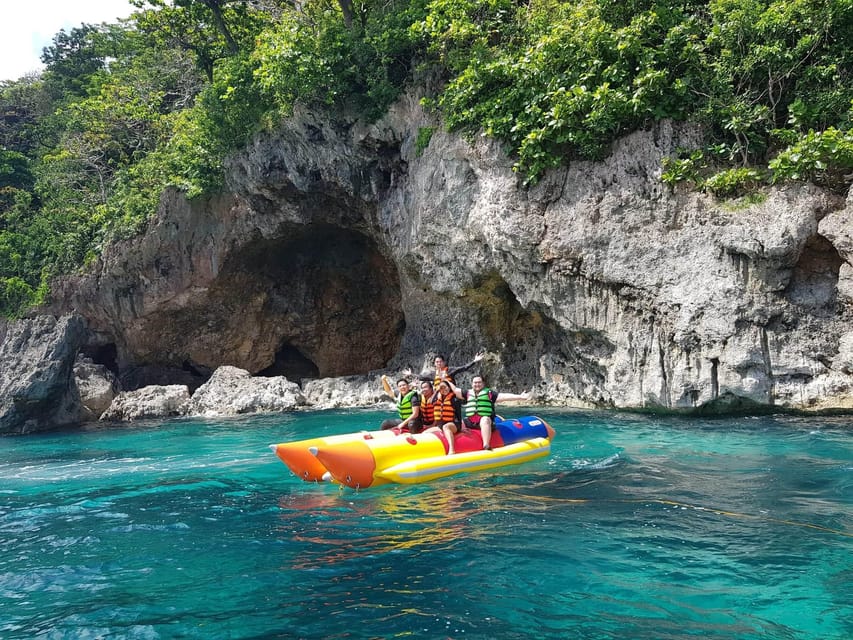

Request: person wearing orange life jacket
left=418, top=380, right=437, bottom=431
left=423, top=379, right=460, bottom=436
left=410, top=352, right=485, bottom=388
left=443, top=375, right=529, bottom=454
left=379, top=376, right=422, bottom=433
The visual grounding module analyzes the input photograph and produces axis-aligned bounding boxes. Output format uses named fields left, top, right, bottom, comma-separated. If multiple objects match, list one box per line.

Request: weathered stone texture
left=185, top=365, right=306, bottom=417
left=74, top=356, right=119, bottom=421
left=101, top=385, right=190, bottom=422
left=0, top=315, right=86, bottom=434
left=37, top=92, right=853, bottom=414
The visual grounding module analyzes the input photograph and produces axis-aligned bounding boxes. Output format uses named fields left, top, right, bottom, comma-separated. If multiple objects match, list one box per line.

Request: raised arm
left=445, top=378, right=465, bottom=401
left=496, top=390, right=530, bottom=403
left=380, top=375, right=397, bottom=401
left=448, top=350, right=485, bottom=377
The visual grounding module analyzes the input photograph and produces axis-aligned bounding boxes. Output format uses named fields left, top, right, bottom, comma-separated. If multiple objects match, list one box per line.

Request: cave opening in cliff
left=258, top=344, right=320, bottom=383
left=785, top=233, right=843, bottom=310
left=80, top=342, right=118, bottom=374
left=219, top=223, right=404, bottom=377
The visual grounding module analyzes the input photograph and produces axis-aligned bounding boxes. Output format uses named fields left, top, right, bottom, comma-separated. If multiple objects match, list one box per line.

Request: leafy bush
left=415, top=126, right=434, bottom=155
left=769, top=127, right=853, bottom=191
left=254, top=0, right=428, bottom=120
left=0, top=277, right=37, bottom=318
left=420, top=0, right=708, bottom=183
left=703, top=167, right=766, bottom=198
left=3, top=0, right=853, bottom=318
left=661, top=150, right=706, bottom=187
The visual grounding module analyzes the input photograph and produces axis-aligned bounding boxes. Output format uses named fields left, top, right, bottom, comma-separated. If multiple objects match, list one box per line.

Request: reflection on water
left=278, top=485, right=487, bottom=569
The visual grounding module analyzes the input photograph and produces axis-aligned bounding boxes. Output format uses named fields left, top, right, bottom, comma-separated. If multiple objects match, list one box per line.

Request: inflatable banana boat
left=270, top=415, right=554, bottom=489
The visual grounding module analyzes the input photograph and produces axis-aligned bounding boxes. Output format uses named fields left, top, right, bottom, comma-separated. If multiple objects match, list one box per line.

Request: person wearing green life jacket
left=443, top=375, right=529, bottom=454
left=379, top=375, right=422, bottom=433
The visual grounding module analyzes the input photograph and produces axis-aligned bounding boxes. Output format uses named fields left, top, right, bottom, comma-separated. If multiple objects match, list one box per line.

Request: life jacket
left=463, top=387, right=495, bottom=418
left=433, top=367, right=455, bottom=389
left=433, top=392, right=457, bottom=423
left=420, top=392, right=436, bottom=424
left=397, top=390, right=418, bottom=420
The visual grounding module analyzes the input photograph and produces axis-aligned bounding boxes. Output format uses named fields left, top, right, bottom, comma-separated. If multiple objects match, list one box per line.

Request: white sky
left=0, top=0, right=138, bottom=82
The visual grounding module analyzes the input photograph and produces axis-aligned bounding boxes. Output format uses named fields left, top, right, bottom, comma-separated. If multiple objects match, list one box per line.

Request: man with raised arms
left=409, top=352, right=485, bottom=389
left=442, top=375, right=529, bottom=454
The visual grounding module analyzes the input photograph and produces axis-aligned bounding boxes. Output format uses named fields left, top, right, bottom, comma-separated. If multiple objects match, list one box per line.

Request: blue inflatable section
left=494, top=415, right=550, bottom=445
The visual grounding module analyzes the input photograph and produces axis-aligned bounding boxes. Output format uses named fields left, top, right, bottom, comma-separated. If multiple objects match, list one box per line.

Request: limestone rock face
left=302, top=374, right=395, bottom=409
left=42, top=91, right=853, bottom=413
left=101, top=385, right=191, bottom=422
left=185, top=365, right=307, bottom=417
left=74, top=356, right=119, bottom=421
left=0, top=315, right=86, bottom=434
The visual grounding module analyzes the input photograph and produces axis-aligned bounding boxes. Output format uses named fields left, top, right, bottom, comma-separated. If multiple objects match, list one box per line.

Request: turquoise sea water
left=1, top=409, right=850, bottom=639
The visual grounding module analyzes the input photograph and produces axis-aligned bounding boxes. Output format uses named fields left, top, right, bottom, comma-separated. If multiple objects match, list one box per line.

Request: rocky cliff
left=0, top=315, right=86, bottom=434
left=42, top=90, right=853, bottom=414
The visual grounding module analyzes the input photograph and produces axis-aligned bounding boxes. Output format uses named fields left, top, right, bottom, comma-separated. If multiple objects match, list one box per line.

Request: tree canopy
left=0, top=0, right=851, bottom=316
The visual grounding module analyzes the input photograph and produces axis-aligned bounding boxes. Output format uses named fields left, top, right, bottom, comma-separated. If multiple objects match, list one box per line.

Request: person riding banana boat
left=441, top=374, right=530, bottom=454
left=270, top=369, right=544, bottom=487
left=379, top=376, right=423, bottom=433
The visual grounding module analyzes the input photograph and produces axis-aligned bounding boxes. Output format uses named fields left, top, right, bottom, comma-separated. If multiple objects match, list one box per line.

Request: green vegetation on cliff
left=1, top=0, right=851, bottom=316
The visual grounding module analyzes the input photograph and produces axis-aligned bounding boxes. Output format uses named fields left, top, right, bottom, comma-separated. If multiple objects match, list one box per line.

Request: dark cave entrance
left=80, top=342, right=212, bottom=392
left=79, top=342, right=119, bottom=373
left=785, top=233, right=843, bottom=309
left=222, top=223, right=404, bottom=378
left=258, top=343, right=320, bottom=383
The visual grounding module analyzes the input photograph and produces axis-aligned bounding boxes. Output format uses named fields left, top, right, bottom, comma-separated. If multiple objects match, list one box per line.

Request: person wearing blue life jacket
left=379, top=376, right=422, bottom=433
left=443, top=375, right=529, bottom=454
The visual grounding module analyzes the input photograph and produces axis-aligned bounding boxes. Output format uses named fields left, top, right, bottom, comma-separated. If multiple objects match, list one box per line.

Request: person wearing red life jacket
left=418, top=380, right=437, bottom=431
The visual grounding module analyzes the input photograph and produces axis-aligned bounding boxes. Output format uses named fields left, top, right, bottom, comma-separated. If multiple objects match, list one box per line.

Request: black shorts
left=462, top=416, right=482, bottom=429
left=381, top=417, right=423, bottom=432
